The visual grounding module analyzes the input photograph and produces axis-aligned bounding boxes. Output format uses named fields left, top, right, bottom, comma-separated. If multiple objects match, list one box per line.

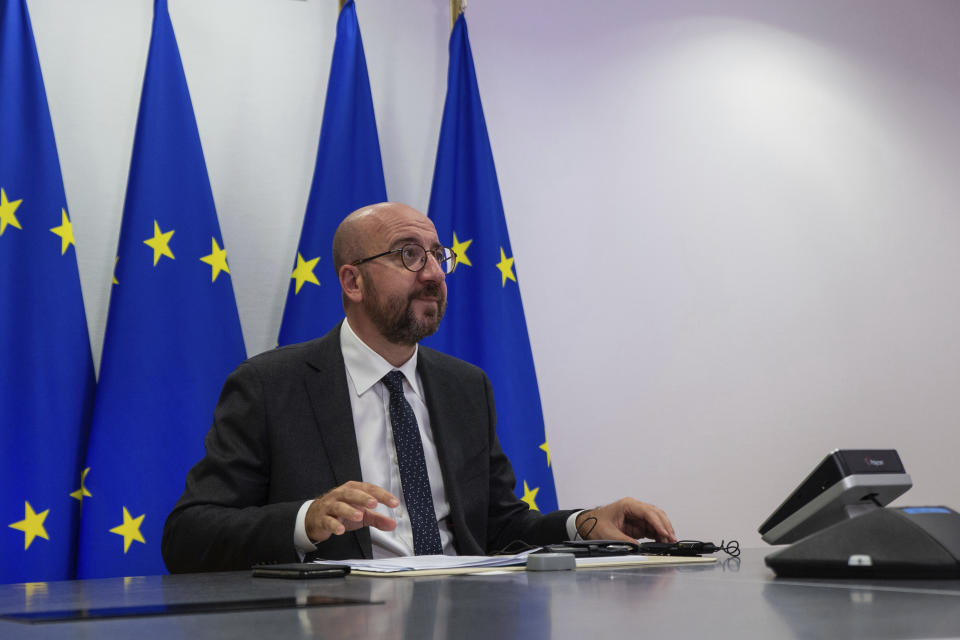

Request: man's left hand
left=575, top=498, right=677, bottom=543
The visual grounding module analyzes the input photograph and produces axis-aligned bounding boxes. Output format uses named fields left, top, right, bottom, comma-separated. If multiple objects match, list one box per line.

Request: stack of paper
left=317, top=552, right=534, bottom=574
left=314, top=551, right=716, bottom=577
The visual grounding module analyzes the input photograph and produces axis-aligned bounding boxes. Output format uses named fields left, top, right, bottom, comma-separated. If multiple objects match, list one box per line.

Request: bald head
left=332, top=202, right=431, bottom=271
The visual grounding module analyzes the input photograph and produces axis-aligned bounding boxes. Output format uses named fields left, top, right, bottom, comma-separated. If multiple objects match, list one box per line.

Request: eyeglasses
left=351, top=244, right=457, bottom=275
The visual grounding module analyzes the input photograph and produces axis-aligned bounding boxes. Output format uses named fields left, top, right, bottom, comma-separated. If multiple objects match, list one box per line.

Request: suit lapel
left=418, top=348, right=480, bottom=554
left=303, top=323, right=371, bottom=557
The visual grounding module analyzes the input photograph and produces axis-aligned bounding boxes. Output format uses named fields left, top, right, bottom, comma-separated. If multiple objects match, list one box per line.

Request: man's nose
left=419, top=252, right=446, bottom=280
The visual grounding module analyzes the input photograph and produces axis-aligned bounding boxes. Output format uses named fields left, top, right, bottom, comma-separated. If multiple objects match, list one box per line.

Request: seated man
left=162, top=202, right=675, bottom=572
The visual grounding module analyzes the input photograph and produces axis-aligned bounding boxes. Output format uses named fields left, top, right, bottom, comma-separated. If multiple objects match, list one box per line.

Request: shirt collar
left=340, top=319, right=421, bottom=398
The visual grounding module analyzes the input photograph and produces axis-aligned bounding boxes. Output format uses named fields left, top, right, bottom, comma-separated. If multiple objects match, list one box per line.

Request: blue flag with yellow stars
left=0, top=0, right=96, bottom=584
left=76, top=0, right=246, bottom=578
left=278, top=0, right=386, bottom=346
left=424, top=13, right=558, bottom=513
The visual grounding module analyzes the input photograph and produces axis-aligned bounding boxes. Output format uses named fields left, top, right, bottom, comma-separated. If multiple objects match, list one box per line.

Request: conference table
left=2, top=550, right=960, bottom=638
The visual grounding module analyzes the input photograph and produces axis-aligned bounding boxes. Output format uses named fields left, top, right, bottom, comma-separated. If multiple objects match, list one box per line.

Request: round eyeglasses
left=351, top=244, right=457, bottom=275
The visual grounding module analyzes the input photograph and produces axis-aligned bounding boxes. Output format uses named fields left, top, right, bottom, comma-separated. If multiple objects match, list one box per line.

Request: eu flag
left=424, top=14, right=558, bottom=513
left=278, top=0, right=386, bottom=345
left=0, top=0, right=96, bottom=583
left=76, top=0, right=246, bottom=578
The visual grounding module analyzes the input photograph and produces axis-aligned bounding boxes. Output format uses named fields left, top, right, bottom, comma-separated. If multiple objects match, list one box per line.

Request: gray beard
left=363, top=280, right=446, bottom=345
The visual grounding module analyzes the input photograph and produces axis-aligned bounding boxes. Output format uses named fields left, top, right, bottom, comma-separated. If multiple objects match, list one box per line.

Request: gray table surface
left=2, top=550, right=960, bottom=639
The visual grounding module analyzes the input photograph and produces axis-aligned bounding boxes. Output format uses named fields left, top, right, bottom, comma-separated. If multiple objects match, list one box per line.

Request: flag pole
left=450, top=0, right=464, bottom=30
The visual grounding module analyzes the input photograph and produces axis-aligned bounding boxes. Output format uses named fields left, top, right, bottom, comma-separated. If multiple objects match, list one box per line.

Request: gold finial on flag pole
left=450, top=0, right=465, bottom=30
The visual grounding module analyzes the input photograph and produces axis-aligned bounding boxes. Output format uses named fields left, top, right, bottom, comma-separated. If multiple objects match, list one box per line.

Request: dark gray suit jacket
left=162, top=324, right=574, bottom=572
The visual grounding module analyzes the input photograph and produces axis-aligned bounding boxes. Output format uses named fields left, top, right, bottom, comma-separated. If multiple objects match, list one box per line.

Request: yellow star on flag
left=70, top=467, right=92, bottom=502
left=451, top=232, right=473, bottom=268
left=540, top=441, right=551, bottom=467
left=49, top=208, right=75, bottom=255
left=8, top=501, right=50, bottom=550
left=0, top=187, right=24, bottom=236
left=110, top=507, right=146, bottom=553
left=143, top=220, right=175, bottom=266
left=112, top=256, right=119, bottom=285
left=496, top=247, right=516, bottom=287
left=199, top=237, right=230, bottom=282
left=290, top=252, right=320, bottom=294
left=521, top=480, right=540, bottom=512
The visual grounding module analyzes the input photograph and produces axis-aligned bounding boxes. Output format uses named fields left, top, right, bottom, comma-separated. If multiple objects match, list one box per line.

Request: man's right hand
left=305, top=481, right=400, bottom=544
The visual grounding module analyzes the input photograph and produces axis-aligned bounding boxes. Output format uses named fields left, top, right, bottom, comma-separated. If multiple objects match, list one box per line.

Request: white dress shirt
left=294, top=319, right=583, bottom=558
left=295, top=320, right=454, bottom=557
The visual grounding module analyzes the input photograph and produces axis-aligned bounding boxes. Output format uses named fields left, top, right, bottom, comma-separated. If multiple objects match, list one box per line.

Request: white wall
left=28, top=0, right=960, bottom=547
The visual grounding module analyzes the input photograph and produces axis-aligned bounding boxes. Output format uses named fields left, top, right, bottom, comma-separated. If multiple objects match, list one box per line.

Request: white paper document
left=316, top=551, right=535, bottom=574
left=314, top=551, right=714, bottom=576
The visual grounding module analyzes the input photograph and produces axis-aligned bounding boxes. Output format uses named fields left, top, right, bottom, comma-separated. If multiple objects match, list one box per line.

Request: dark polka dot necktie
left=382, top=370, right=443, bottom=555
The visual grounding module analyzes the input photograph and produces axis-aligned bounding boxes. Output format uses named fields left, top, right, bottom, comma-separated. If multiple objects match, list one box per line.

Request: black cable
left=643, top=539, right=741, bottom=557
left=679, top=539, right=740, bottom=557
left=719, top=539, right=740, bottom=557
left=490, top=540, right=540, bottom=556
left=575, top=515, right=598, bottom=540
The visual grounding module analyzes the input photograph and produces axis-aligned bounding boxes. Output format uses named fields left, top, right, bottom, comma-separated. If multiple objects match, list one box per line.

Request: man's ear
left=340, top=265, right=363, bottom=303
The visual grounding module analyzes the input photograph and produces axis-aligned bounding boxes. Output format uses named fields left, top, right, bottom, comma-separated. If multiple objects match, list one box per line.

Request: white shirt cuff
left=294, top=499, right=317, bottom=559
left=565, top=510, right=586, bottom=541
